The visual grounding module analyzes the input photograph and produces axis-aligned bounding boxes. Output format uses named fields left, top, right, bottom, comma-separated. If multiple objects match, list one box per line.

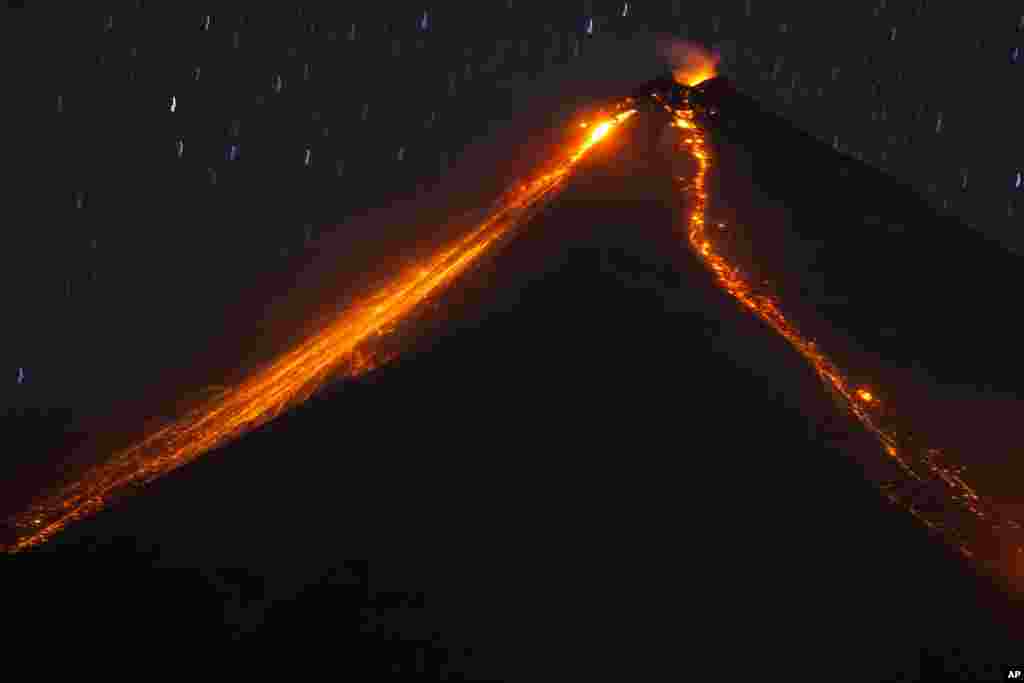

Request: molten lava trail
left=10, top=90, right=1024, bottom=595
left=664, top=100, right=1024, bottom=583
left=3, top=109, right=637, bottom=554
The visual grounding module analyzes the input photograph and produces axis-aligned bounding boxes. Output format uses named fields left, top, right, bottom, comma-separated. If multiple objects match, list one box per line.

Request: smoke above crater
left=654, top=35, right=720, bottom=86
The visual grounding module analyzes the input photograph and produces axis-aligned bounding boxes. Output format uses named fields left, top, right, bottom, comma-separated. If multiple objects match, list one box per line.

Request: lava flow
left=4, top=108, right=636, bottom=554
left=667, top=101, right=1024, bottom=574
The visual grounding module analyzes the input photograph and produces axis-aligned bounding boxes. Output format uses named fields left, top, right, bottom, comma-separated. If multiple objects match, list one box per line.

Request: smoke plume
left=654, top=36, right=719, bottom=86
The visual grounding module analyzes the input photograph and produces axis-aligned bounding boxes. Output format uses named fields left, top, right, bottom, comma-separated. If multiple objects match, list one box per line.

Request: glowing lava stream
left=5, top=108, right=637, bottom=554
left=669, top=106, right=913, bottom=473
left=666, top=102, right=1024, bottom=565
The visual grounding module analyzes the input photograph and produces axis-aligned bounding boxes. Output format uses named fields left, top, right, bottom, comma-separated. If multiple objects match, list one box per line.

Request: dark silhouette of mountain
left=4, top=96, right=1021, bottom=682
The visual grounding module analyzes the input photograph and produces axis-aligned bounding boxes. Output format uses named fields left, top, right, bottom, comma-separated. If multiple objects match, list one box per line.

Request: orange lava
left=672, top=103, right=915, bottom=471
left=4, top=108, right=636, bottom=553
left=666, top=101, right=1024, bottom=569
left=14, top=94, right=1024, bottom=590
